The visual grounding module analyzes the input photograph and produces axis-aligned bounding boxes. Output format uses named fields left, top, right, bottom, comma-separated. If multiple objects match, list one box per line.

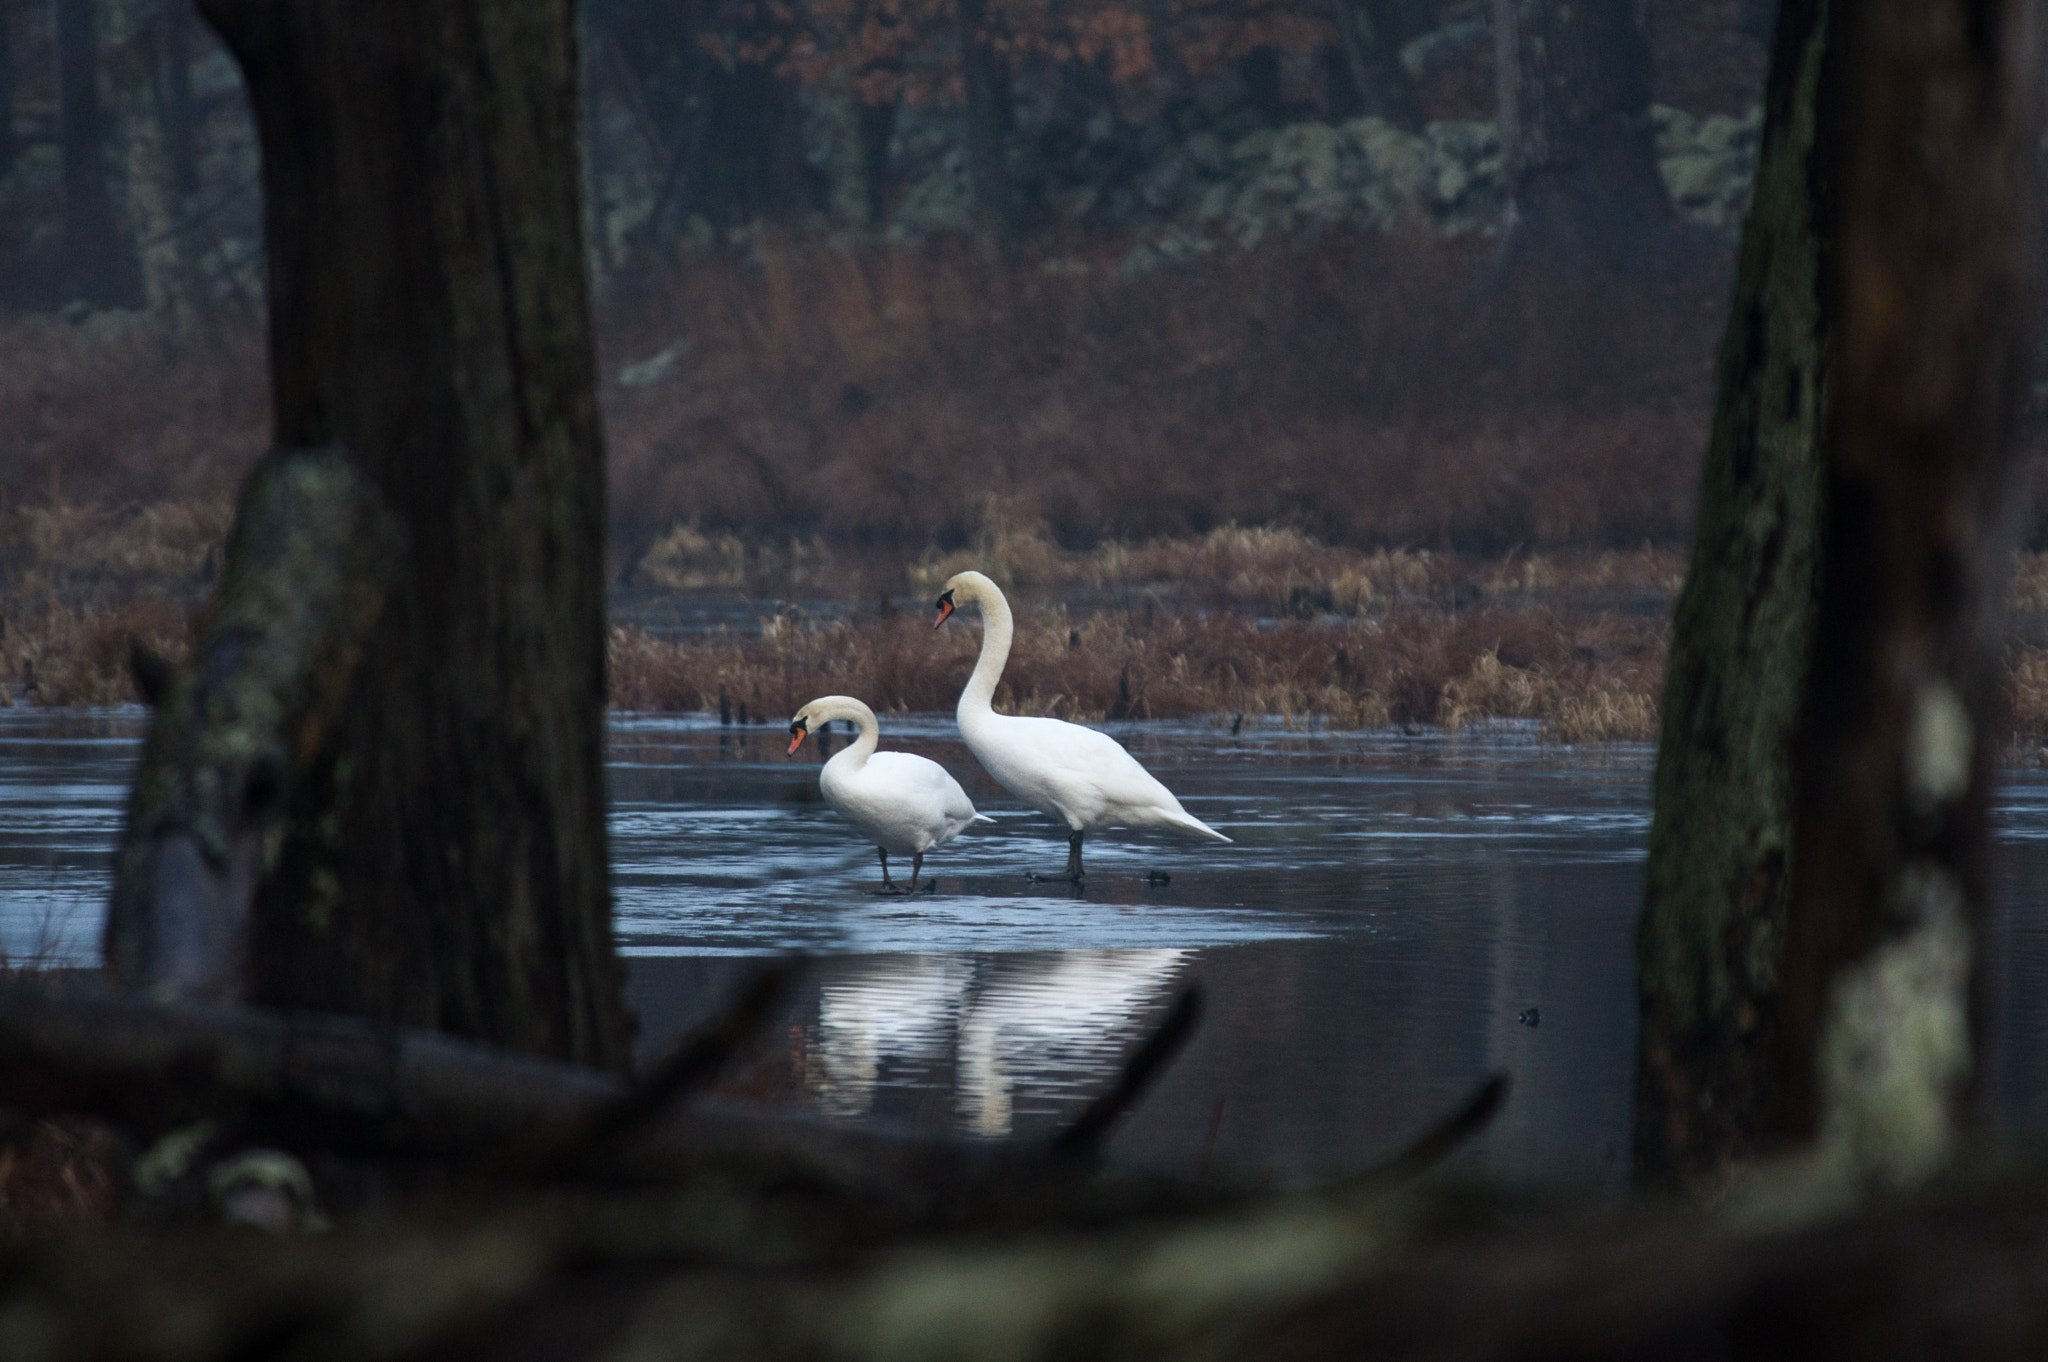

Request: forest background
left=1, top=0, right=2042, bottom=744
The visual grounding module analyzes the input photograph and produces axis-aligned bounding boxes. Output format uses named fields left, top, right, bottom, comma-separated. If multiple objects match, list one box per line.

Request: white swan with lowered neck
left=789, top=695, right=992, bottom=893
left=933, top=571, right=1230, bottom=882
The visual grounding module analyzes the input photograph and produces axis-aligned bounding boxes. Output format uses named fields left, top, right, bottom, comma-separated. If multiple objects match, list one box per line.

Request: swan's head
left=789, top=696, right=870, bottom=753
left=934, top=570, right=999, bottom=629
left=787, top=697, right=833, bottom=755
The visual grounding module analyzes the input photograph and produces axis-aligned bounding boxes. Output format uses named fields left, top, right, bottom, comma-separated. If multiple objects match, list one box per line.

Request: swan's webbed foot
left=876, top=847, right=905, bottom=895
left=1027, top=831, right=1085, bottom=884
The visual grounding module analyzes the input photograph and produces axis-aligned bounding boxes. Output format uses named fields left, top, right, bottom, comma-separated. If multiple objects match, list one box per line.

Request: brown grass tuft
left=608, top=593, right=1669, bottom=740
left=0, top=594, right=194, bottom=706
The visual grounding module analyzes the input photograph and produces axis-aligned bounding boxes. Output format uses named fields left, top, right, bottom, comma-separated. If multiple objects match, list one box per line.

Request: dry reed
left=609, top=595, right=1670, bottom=742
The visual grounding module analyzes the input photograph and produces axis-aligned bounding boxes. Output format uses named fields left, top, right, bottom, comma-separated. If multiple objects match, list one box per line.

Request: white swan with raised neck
left=933, top=571, right=1231, bottom=881
left=788, top=695, right=990, bottom=893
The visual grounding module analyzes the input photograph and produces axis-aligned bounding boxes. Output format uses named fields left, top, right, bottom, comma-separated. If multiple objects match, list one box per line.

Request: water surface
left=8, top=707, right=2048, bottom=1185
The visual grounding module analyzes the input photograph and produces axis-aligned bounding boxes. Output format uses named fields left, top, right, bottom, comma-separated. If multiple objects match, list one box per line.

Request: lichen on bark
left=105, top=446, right=404, bottom=1002
left=1633, top=0, right=1836, bottom=1189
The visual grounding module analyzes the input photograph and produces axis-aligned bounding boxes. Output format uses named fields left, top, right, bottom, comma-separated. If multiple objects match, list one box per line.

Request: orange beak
left=933, top=592, right=956, bottom=629
left=787, top=721, right=808, bottom=755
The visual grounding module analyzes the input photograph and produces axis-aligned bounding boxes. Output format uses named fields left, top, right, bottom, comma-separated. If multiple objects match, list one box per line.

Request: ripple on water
left=13, top=710, right=2048, bottom=1183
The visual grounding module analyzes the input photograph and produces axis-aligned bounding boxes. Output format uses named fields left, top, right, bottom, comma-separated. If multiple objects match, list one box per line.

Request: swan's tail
left=1162, top=810, right=1232, bottom=843
left=972, top=813, right=997, bottom=824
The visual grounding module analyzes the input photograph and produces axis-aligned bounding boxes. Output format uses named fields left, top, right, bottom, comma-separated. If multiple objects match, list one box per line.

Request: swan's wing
left=863, top=752, right=982, bottom=848
left=1018, top=717, right=1183, bottom=805
left=969, top=715, right=1199, bottom=828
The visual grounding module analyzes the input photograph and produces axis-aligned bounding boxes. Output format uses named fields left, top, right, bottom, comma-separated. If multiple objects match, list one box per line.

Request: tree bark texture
left=1635, top=0, right=2040, bottom=1191
left=106, top=448, right=403, bottom=1004
left=1634, top=0, right=1836, bottom=1193
left=1491, top=0, right=1673, bottom=272
left=1330, top=0, right=1428, bottom=131
left=56, top=0, right=138, bottom=303
left=194, top=0, right=633, bottom=1071
left=1775, top=0, right=2040, bottom=1183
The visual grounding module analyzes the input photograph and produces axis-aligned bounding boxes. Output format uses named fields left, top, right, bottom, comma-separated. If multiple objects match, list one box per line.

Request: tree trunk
left=1330, top=0, right=1426, bottom=131
left=1491, top=0, right=1672, bottom=272
left=1633, top=0, right=1838, bottom=1194
left=858, top=97, right=896, bottom=227
left=177, top=0, right=633, bottom=1070
left=1238, top=46, right=1286, bottom=127
left=161, top=0, right=197, bottom=198
left=0, top=1, right=17, bottom=180
left=1774, top=0, right=2039, bottom=1183
left=958, top=0, right=1014, bottom=243
left=56, top=0, right=138, bottom=303
left=696, top=57, right=807, bottom=231
left=1635, top=0, right=2040, bottom=1191
left=109, top=0, right=188, bottom=316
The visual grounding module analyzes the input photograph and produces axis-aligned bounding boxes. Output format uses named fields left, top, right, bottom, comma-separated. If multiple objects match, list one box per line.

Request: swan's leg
left=877, top=846, right=901, bottom=894
left=1029, top=830, right=1086, bottom=883
left=910, top=851, right=925, bottom=893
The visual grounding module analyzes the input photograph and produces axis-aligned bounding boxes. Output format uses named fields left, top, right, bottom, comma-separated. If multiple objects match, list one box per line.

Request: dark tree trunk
left=1491, top=0, right=1673, bottom=272
left=697, top=58, right=807, bottom=230
left=165, top=0, right=632, bottom=1070
left=1330, top=0, right=1426, bottom=131
left=1320, top=45, right=1364, bottom=122
left=958, top=0, right=1014, bottom=243
left=1634, top=0, right=1838, bottom=1195
left=1635, top=0, right=2040, bottom=1190
left=858, top=97, right=896, bottom=226
left=1238, top=46, right=1286, bottom=127
left=1773, top=0, right=2039, bottom=1177
left=160, top=0, right=196, bottom=198
left=56, top=0, right=136, bottom=302
left=0, top=0, right=16, bottom=179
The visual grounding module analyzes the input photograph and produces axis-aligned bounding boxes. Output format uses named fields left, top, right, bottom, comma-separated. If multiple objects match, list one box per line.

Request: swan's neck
left=961, top=590, right=1014, bottom=720
left=830, top=704, right=881, bottom=767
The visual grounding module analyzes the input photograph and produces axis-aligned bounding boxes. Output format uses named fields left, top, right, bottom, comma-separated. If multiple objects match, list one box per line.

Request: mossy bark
left=106, top=448, right=404, bottom=1002
left=1633, top=0, right=1837, bottom=1189
left=1778, top=0, right=2039, bottom=1180
left=1636, top=0, right=2038, bottom=1190
left=193, top=0, right=633, bottom=1070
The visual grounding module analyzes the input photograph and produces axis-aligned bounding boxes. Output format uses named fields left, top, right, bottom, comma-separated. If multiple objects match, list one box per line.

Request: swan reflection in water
left=806, top=948, right=1190, bottom=1136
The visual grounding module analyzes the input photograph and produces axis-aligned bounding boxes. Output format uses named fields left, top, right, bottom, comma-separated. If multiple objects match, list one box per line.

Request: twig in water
left=538, top=965, right=792, bottom=1176
left=1354, top=1072, right=1510, bottom=1185
left=1052, top=987, right=1203, bottom=1161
